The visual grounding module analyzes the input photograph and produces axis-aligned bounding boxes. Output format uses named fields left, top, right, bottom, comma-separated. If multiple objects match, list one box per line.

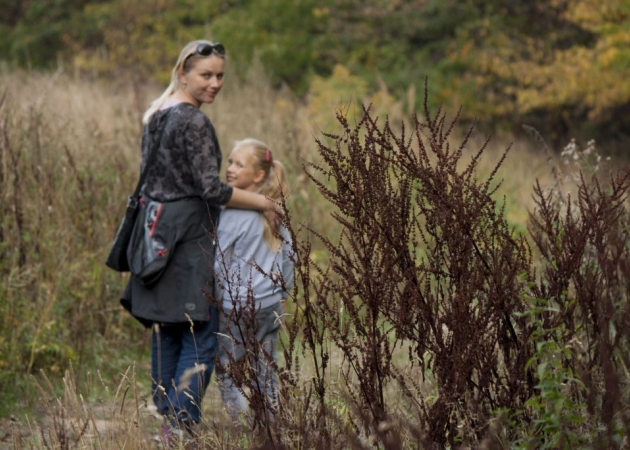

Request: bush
left=264, top=84, right=630, bottom=448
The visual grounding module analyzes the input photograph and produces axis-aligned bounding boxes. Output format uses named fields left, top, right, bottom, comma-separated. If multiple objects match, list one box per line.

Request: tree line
left=2, top=0, right=629, bottom=149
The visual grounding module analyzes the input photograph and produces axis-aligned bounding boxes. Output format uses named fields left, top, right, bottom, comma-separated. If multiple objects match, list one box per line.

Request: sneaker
left=159, top=421, right=184, bottom=449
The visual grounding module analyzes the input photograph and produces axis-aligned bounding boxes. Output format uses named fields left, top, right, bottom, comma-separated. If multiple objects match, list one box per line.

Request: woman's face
left=179, top=55, right=225, bottom=107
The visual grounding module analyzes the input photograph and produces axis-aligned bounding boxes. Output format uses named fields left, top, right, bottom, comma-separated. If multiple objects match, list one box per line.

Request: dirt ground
left=0, top=381, right=231, bottom=450
left=0, top=403, right=164, bottom=450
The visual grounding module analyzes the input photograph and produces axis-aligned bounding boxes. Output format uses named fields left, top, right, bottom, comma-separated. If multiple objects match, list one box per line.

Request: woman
left=124, top=40, right=276, bottom=446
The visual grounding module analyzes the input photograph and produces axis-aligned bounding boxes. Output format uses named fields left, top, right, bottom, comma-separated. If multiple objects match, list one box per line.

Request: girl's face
left=179, top=55, right=225, bottom=107
left=225, top=147, right=265, bottom=192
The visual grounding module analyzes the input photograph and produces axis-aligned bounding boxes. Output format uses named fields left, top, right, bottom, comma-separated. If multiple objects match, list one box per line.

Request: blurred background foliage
left=2, top=0, right=630, bottom=147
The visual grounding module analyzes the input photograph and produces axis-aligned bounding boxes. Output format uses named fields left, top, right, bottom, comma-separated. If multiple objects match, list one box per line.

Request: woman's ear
left=178, top=70, right=187, bottom=88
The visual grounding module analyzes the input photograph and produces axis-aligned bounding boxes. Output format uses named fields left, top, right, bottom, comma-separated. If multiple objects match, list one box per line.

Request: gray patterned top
left=140, top=103, right=233, bottom=204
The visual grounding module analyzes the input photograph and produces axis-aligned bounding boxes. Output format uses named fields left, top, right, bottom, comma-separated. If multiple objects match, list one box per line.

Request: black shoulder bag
left=105, top=109, right=173, bottom=272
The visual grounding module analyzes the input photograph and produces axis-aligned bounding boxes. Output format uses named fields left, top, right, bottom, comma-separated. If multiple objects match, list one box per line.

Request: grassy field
left=1, top=67, right=627, bottom=449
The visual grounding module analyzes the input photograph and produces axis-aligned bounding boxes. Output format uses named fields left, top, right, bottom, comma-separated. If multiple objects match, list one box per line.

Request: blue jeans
left=151, top=310, right=218, bottom=428
left=217, top=302, right=283, bottom=423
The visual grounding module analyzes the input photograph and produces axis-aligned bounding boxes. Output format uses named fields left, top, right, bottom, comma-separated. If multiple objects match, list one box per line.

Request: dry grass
left=0, top=65, right=591, bottom=448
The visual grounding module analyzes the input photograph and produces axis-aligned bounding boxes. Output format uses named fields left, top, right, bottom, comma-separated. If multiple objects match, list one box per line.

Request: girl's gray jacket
left=214, top=208, right=294, bottom=311
left=121, top=195, right=220, bottom=326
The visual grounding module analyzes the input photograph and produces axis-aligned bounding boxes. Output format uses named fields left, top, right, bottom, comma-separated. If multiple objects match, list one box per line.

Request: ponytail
left=142, top=84, right=177, bottom=125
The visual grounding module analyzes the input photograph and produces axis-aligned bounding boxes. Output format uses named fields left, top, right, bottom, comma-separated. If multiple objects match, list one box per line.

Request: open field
left=2, top=67, right=629, bottom=449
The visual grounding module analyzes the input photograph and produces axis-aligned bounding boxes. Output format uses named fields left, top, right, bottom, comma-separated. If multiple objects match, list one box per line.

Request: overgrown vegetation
left=261, top=85, right=630, bottom=448
left=2, top=67, right=630, bottom=448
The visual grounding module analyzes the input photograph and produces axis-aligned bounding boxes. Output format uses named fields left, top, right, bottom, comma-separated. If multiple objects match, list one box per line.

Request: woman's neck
left=159, top=97, right=184, bottom=110
left=170, top=89, right=200, bottom=108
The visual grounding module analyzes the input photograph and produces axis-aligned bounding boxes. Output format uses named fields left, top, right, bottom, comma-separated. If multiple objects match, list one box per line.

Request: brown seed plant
left=283, top=81, right=534, bottom=448
left=281, top=81, right=630, bottom=448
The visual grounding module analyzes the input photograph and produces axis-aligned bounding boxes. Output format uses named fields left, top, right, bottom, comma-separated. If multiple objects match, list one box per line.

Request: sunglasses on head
left=194, top=42, right=226, bottom=57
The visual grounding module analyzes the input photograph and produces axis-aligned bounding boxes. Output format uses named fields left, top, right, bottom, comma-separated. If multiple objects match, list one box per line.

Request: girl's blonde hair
left=142, top=40, right=226, bottom=124
left=233, top=138, right=289, bottom=250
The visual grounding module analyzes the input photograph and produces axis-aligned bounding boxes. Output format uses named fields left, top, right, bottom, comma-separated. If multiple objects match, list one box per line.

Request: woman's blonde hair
left=232, top=138, right=289, bottom=250
left=142, top=40, right=226, bottom=124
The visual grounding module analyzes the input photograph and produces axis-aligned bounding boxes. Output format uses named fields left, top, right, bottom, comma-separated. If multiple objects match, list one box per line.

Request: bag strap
left=132, top=107, right=176, bottom=199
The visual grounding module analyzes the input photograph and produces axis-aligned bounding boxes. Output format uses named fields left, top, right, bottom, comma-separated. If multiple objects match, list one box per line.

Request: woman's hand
left=226, top=188, right=281, bottom=225
left=262, top=196, right=282, bottom=232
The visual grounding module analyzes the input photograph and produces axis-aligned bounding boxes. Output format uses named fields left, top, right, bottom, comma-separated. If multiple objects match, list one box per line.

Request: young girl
left=213, top=138, right=294, bottom=424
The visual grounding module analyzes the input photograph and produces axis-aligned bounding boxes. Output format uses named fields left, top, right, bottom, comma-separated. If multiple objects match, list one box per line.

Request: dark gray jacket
left=122, top=196, right=219, bottom=325
left=121, top=103, right=230, bottom=326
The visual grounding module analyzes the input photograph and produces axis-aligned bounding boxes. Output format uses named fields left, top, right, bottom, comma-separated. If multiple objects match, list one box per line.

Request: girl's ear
left=253, top=169, right=266, bottom=185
